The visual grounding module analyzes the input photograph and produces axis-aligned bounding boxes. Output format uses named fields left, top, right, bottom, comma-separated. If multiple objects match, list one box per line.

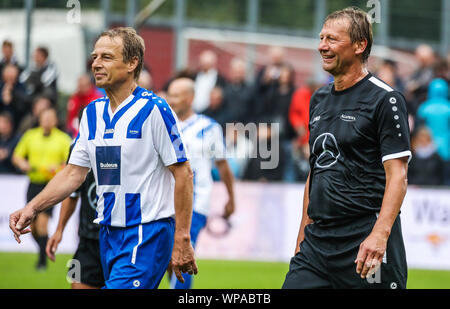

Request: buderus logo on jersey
left=96, top=146, right=121, bottom=186
left=312, top=133, right=341, bottom=168
left=100, top=162, right=119, bottom=169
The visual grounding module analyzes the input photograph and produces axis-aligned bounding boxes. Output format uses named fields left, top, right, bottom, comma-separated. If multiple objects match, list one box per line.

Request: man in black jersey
left=282, top=7, right=411, bottom=289
left=46, top=169, right=104, bottom=289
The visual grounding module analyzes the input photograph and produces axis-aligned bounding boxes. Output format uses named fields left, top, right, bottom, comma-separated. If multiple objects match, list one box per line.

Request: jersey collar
left=180, top=113, right=199, bottom=132
left=331, top=73, right=372, bottom=95
left=102, top=86, right=144, bottom=139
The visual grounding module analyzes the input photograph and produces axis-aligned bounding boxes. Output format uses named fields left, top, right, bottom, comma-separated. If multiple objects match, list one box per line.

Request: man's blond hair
left=325, top=7, right=373, bottom=63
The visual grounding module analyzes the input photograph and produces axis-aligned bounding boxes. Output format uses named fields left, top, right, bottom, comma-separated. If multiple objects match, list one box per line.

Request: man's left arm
left=355, top=157, right=408, bottom=279
left=151, top=99, right=197, bottom=282
left=215, top=159, right=235, bottom=219
left=167, top=161, right=197, bottom=283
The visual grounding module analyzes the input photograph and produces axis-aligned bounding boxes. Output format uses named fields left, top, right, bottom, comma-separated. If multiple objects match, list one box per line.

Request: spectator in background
left=1, top=40, right=22, bottom=75
left=243, top=124, right=285, bottom=182
left=405, top=44, right=436, bottom=116
left=253, top=46, right=288, bottom=118
left=262, top=63, right=296, bottom=138
left=203, top=86, right=228, bottom=128
left=138, top=69, right=153, bottom=90
left=416, top=78, right=450, bottom=185
left=17, top=95, right=52, bottom=136
left=20, top=46, right=58, bottom=105
left=288, top=78, right=322, bottom=181
left=447, top=51, right=450, bottom=80
left=375, top=59, right=405, bottom=93
left=408, top=126, right=445, bottom=186
left=0, top=64, right=29, bottom=131
left=66, top=74, right=103, bottom=138
left=255, top=46, right=287, bottom=89
left=160, top=68, right=197, bottom=100
left=433, top=57, right=449, bottom=83
left=193, top=50, right=227, bottom=113
left=260, top=63, right=296, bottom=182
left=222, top=58, right=253, bottom=124
left=289, top=79, right=314, bottom=157
left=224, top=125, right=254, bottom=179
left=0, top=112, right=19, bottom=174
left=12, top=107, right=72, bottom=270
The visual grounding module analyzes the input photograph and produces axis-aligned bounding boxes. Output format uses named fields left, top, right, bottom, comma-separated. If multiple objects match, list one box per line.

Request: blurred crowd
left=1, top=39, right=449, bottom=186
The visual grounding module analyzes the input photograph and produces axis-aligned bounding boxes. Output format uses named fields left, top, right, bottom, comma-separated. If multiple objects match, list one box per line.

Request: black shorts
left=70, top=237, right=105, bottom=288
left=282, top=214, right=407, bottom=289
left=27, top=182, right=53, bottom=217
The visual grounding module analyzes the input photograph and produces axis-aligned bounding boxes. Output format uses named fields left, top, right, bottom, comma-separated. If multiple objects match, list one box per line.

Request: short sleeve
left=151, top=100, right=189, bottom=166
left=68, top=108, right=92, bottom=168
left=376, top=91, right=412, bottom=163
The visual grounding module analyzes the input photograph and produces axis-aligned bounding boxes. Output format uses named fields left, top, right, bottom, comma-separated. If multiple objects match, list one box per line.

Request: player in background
left=46, top=157, right=104, bottom=289
left=12, top=107, right=71, bottom=270
left=282, top=7, right=411, bottom=289
left=9, top=27, right=197, bottom=289
left=167, top=78, right=235, bottom=289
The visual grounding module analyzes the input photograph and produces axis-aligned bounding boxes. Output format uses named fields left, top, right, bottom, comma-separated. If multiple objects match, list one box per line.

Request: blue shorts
left=99, top=217, right=175, bottom=289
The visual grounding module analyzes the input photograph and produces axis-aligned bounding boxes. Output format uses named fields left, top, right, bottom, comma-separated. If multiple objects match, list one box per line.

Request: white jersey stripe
left=131, top=224, right=143, bottom=264
left=382, top=150, right=412, bottom=163
left=369, top=76, right=394, bottom=92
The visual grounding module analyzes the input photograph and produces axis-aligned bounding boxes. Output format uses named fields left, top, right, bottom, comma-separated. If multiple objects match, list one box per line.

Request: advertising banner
left=196, top=183, right=450, bottom=270
left=0, top=175, right=79, bottom=254
left=1, top=176, right=449, bottom=269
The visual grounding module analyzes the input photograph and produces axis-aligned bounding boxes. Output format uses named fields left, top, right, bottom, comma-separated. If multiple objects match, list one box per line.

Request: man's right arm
left=294, top=172, right=314, bottom=255
left=9, top=164, right=89, bottom=243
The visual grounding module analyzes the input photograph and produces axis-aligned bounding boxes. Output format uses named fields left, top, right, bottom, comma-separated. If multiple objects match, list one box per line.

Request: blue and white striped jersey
left=69, top=86, right=188, bottom=227
left=179, top=114, right=226, bottom=216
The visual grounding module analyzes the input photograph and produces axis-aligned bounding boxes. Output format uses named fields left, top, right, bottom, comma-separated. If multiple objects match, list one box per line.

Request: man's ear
left=354, top=39, right=368, bottom=57
left=128, top=57, right=139, bottom=74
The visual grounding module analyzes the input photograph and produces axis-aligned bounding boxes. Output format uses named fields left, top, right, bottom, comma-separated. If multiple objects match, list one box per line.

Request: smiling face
left=318, top=18, right=364, bottom=76
left=91, top=36, right=137, bottom=89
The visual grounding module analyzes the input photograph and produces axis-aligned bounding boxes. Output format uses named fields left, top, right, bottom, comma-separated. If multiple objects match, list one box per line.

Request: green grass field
left=0, top=252, right=449, bottom=289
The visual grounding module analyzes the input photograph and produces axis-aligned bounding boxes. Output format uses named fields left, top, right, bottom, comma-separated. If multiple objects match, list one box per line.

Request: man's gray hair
left=96, top=27, right=146, bottom=80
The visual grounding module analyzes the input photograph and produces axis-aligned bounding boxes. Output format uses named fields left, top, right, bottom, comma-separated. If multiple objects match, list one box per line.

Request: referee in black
left=282, top=7, right=411, bottom=289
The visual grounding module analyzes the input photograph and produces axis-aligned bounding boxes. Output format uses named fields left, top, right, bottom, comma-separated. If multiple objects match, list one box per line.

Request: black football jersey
left=76, top=170, right=99, bottom=240
left=307, top=73, right=411, bottom=224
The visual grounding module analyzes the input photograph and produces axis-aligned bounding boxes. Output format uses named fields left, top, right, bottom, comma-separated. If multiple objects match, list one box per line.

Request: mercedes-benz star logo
left=312, top=133, right=341, bottom=168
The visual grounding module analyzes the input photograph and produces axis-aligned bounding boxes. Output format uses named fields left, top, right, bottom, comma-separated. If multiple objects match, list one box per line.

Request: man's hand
left=223, top=199, right=235, bottom=220
left=9, top=206, right=35, bottom=243
left=355, top=231, right=388, bottom=279
left=46, top=229, right=63, bottom=261
left=170, top=236, right=198, bottom=283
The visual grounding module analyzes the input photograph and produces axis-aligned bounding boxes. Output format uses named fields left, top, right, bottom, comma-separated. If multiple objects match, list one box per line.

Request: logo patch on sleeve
left=96, top=146, right=121, bottom=186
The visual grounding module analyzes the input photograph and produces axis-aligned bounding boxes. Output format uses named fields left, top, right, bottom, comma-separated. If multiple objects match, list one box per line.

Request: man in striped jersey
left=283, top=7, right=411, bottom=289
left=9, top=27, right=197, bottom=289
left=166, top=78, right=235, bottom=289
